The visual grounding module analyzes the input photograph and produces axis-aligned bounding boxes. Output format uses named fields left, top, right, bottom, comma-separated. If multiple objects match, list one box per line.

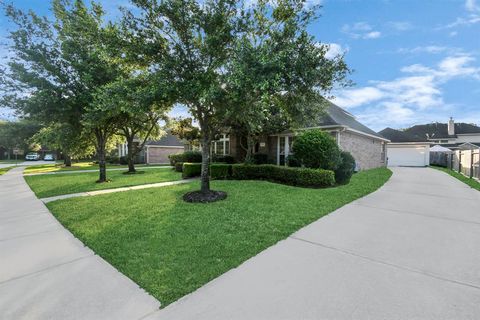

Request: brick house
left=212, top=102, right=389, bottom=170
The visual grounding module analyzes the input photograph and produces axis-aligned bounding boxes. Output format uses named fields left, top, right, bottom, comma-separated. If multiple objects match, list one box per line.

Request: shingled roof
left=378, top=122, right=480, bottom=143
left=318, top=102, right=387, bottom=140
left=145, top=131, right=184, bottom=147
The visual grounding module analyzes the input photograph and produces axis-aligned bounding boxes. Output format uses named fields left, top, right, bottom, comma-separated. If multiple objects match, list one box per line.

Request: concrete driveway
left=148, top=167, right=480, bottom=320
left=0, top=167, right=160, bottom=319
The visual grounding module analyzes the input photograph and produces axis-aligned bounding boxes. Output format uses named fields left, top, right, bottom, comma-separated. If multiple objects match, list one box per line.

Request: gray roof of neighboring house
left=318, top=102, right=387, bottom=140
left=145, top=132, right=184, bottom=147
left=378, top=127, right=427, bottom=143
left=379, top=122, right=480, bottom=143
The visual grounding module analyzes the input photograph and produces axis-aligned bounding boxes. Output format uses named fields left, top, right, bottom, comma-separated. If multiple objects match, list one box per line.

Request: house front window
left=212, top=134, right=230, bottom=156
left=277, top=135, right=294, bottom=166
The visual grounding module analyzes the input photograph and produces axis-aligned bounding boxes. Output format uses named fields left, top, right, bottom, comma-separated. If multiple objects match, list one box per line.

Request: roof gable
left=319, top=102, right=385, bottom=140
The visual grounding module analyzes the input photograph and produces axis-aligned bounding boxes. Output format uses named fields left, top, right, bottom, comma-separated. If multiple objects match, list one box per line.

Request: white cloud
left=397, top=46, right=453, bottom=54
left=325, top=43, right=348, bottom=59
left=441, top=14, right=480, bottom=29
left=341, top=22, right=381, bottom=40
left=334, top=87, right=384, bottom=108
left=332, top=54, right=480, bottom=129
left=465, top=0, right=479, bottom=11
left=388, top=21, right=413, bottom=31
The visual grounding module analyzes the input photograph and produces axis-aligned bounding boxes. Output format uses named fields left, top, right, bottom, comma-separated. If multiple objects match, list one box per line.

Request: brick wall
left=338, top=131, right=386, bottom=170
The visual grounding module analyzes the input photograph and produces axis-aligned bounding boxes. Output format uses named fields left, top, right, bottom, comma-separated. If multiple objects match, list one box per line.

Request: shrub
left=168, top=153, right=184, bottom=166
left=286, top=155, right=301, bottom=167
left=106, top=156, right=119, bottom=164
left=119, top=156, right=128, bottom=165
left=183, top=151, right=202, bottom=163
left=182, top=163, right=202, bottom=178
left=252, top=153, right=269, bottom=165
left=231, top=164, right=334, bottom=188
left=212, top=154, right=235, bottom=164
left=169, top=151, right=203, bottom=166
left=292, top=129, right=341, bottom=170
left=335, top=151, right=356, bottom=184
left=175, top=162, right=184, bottom=172
left=210, top=164, right=232, bottom=179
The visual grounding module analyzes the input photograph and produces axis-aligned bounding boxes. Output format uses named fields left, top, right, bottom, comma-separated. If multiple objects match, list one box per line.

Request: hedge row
left=168, top=151, right=202, bottom=166
left=231, top=164, right=335, bottom=188
left=182, top=163, right=335, bottom=188
left=182, top=163, right=232, bottom=179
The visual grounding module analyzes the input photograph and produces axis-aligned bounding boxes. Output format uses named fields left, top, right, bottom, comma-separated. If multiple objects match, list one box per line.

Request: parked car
left=44, top=154, right=55, bottom=161
left=25, top=152, right=41, bottom=161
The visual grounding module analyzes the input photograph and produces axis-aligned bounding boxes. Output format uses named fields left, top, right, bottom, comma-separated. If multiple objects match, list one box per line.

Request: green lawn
left=23, top=162, right=167, bottom=174
left=0, top=160, right=18, bottom=164
left=0, top=166, right=14, bottom=175
left=432, top=166, right=480, bottom=191
left=47, top=167, right=392, bottom=306
left=25, top=168, right=182, bottom=198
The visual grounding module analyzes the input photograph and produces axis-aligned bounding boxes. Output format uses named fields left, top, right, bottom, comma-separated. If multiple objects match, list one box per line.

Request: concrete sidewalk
left=0, top=167, right=160, bottom=320
left=148, top=167, right=480, bottom=320
left=40, top=178, right=196, bottom=203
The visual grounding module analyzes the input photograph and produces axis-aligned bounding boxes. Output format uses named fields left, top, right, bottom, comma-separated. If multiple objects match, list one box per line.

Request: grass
left=432, top=166, right=480, bottom=191
left=0, top=166, right=14, bottom=175
left=23, top=162, right=168, bottom=174
left=25, top=168, right=182, bottom=198
left=0, top=159, right=18, bottom=164
left=47, top=167, right=392, bottom=306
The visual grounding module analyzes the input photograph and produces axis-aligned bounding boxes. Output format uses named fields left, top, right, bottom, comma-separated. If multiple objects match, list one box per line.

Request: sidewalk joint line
left=353, top=202, right=480, bottom=227
left=290, top=236, right=480, bottom=292
left=0, top=253, right=94, bottom=286
left=379, top=188, right=479, bottom=202
left=0, top=227, right=61, bottom=243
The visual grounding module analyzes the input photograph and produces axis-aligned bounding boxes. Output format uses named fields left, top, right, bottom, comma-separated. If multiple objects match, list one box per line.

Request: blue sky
left=1, top=0, right=479, bottom=131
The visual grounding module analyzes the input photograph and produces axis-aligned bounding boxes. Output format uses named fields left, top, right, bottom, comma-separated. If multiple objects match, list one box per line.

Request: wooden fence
left=446, top=149, right=480, bottom=179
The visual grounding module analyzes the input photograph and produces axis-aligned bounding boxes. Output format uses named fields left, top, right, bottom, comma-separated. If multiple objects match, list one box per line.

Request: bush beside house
left=335, top=151, right=356, bottom=184
left=292, top=129, right=341, bottom=171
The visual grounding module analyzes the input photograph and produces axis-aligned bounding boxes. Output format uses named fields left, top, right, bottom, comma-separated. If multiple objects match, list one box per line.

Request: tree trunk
left=126, top=136, right=136, bottom=173
left=244, top=135, right=256, bottom=164
left=64, top=155, right=72, bottom=167
left=200, top=136, right=211, bottom=193
left=96, top=133, right=107, bottom=183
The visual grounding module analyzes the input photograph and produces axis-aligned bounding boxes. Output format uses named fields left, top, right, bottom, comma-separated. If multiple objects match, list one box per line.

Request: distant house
left=379, top=118, right=480, bottom=167
left=117, top=132, right=185, bottom=164
left=380, top=118, right=480, bottom=149
left=211, top=102, right=389, bottom=170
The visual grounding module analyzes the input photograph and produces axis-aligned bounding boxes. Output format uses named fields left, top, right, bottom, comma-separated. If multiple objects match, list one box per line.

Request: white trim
left=388, top=142, right=431, bottom=146
left=270, top=125, right=390, bottom=142
left=145, top=145, right=184, bottom=149
left=344, top=127, right=391, bottom=142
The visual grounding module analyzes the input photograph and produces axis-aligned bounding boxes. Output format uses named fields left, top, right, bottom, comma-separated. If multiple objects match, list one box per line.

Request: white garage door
left=388, top=146, right=429, bottom=167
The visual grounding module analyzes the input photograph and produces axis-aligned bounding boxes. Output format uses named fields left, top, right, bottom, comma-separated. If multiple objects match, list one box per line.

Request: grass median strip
left=25, top=168, right=182, bottom=198
left=47, top=167, right=392, bottom=307
left=23, top=162, right=169, bottom=174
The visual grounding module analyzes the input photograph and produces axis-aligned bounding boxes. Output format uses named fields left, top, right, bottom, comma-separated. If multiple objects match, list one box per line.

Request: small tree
left=2, top=1, right=127, bottom=182
left=95, top=76, right=171, bottom=173
left=32, top=123, right=95, bottom=165
left=292, top=129, right=341, bottom=171
left=0, top=120, right=42, bottom=157
left=130, top=0, right=243, bottom=201
left=169, top=118, right=201, bottom=149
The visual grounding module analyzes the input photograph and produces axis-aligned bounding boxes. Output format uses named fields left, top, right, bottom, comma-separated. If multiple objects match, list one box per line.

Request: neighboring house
left=117, top=132, right=185, bottom=164
left=211, top=102, right=389, bottom=170
left=378, top=118, right=480, bottom=167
